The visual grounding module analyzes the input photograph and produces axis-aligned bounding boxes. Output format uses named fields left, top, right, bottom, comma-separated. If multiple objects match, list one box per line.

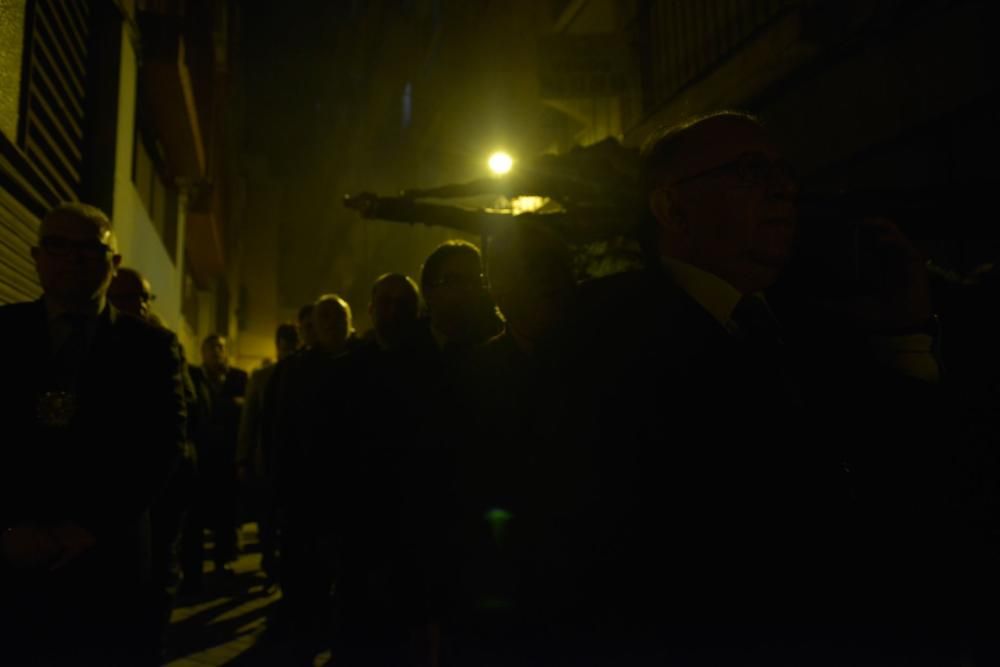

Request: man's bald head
left=313, top=294, right=353, bottom=352
left=369, top=273, right=420, bottom=349
left=640, top=111, right=761, bottom=193
left=642, top=111, right=798, bottom=293
left=40, top=202, right=118, bottom=252
left=108, top=267, right=154, bottom=320
left=32, top=202, right=122, bottom=312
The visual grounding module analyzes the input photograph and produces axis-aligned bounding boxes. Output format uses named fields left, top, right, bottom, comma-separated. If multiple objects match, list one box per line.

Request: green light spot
left=484, top=508, right=513, bottom=525
left=484, top=507, right=513, bottom=546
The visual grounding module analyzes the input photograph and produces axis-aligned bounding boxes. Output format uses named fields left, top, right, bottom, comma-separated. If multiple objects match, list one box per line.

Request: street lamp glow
left=488, top=151, right=513, bottom=175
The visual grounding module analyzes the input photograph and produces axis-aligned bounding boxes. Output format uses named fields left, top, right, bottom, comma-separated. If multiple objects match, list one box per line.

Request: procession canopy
left=344, top=138, right=645, bottom=246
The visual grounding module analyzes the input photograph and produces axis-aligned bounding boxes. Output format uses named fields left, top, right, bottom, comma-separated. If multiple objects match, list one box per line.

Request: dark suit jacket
left=188, top=364, right=248, bottom=463
left=560, top=267, right=987, bottom=655
left=0, top=298, right=186, bottom=580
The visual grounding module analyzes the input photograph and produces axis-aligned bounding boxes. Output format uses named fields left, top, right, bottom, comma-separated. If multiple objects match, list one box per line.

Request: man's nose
left=68, top=248, right=90, bottom=263
left=769, top=172, right=799, bottom=204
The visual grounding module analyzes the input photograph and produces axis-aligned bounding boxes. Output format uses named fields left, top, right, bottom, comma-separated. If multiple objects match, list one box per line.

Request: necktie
left=730, top=295, right=801, bottom=405
left=53, top=314, right=89, bottom=383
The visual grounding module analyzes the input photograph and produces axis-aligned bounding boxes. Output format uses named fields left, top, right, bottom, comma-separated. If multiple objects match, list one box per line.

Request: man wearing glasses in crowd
left=569, top=111, right=985, bottom=664
left=0, top=202, right=186, bottom=665
left=108, top=266, right=157, bottom=322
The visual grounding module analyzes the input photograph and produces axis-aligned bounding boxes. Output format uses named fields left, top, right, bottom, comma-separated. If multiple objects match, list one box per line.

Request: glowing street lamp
left=488, top=151, right=513, bottom=175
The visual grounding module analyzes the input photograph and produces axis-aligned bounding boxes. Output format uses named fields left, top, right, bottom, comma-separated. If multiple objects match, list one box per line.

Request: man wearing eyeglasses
left=108, top=266, right=157, bottom=321
left=109, top=266, right=205, bottom=658
left=0, top=203, right=186, bottom=665
left=420, top=240, right=503, bottom=350
left=568, top=113, right=978, bottom=663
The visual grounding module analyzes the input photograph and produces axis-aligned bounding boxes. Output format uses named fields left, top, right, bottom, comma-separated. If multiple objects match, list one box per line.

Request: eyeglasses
left=427, top=273, right=486, bottom=290
left=672, top=152, right=797, bottom=188
left=110, top=291, right=156, bottom=304
left=39, top=236, right=114, bottom=259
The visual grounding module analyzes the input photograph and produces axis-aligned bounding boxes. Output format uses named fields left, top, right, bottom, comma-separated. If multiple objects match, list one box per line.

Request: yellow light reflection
left=512, top=196, right=545, bottom=214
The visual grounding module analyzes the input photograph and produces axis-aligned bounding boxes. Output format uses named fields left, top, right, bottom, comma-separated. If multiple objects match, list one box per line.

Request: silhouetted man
left=107, top=266, right=156, bottom=321
left=368, top=272, right=423, bottom=351
left=254, top=302, right=324, bottom=638
left=312, top=274, right=438, bottom=662
left=256, top=302, right=320, bottom=504
left=237, top=323, right=300, bottom=582
left=109, top=266, right=199, bottom=660
left=420, top=240, right=502, bottom=351
left=0, top=203, right=186, bottom=665
left=273, top=294, right=355, bottom=642
left=183, top=334, right=247, bottom=590
left=573, top=111, right=969, bottom=663
left=442, top=224, right=589, bottom=663
left=486, top=224, right=577, bottom=354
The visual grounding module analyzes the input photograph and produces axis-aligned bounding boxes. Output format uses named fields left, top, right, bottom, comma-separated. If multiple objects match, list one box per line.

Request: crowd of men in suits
left=1, top=112, right=997, bottom=666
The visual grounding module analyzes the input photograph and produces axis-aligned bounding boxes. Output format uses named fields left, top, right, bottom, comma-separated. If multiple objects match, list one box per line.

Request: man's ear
left=649, top=187, right=686, bottom=235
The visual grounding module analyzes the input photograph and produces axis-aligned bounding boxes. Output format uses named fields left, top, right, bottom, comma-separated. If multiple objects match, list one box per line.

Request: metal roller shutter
left=0, top=0, right=91, bottom=303
left=0, top=185, right=42, bottom=303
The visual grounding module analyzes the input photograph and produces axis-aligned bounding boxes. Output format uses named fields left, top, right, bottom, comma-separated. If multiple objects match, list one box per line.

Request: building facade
left=547, top=0, right=998, bottom=267
left=0, top=0, right=249, bottom=364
